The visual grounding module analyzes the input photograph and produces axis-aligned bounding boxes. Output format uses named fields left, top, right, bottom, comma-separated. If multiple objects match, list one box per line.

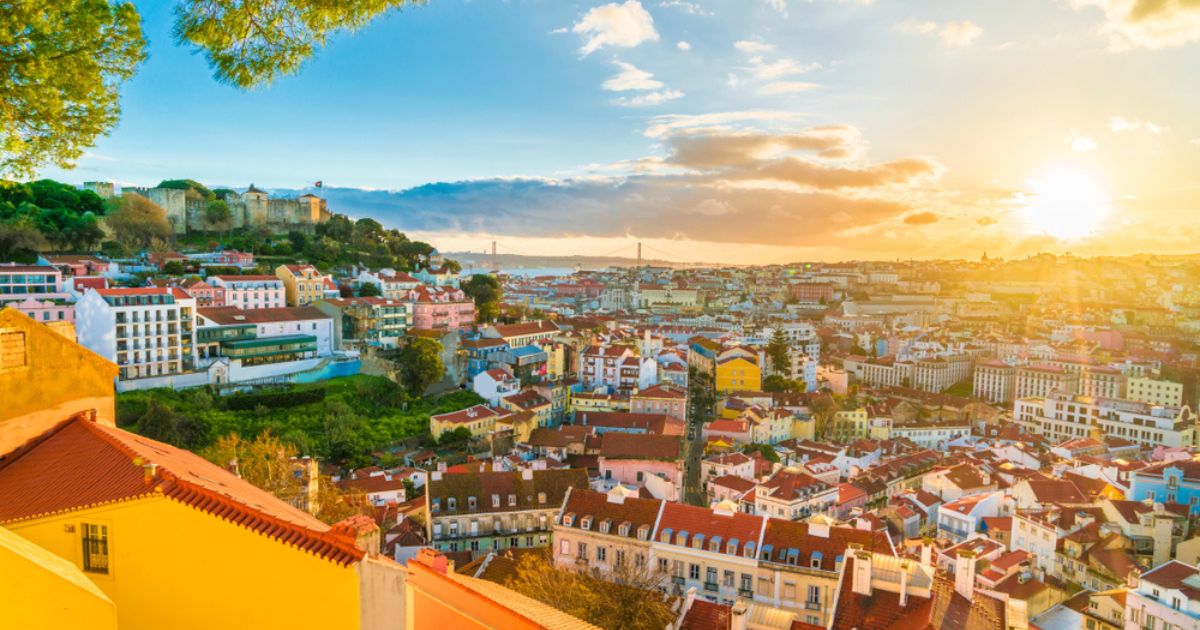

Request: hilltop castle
left=84, top=182, right=331, bottom=235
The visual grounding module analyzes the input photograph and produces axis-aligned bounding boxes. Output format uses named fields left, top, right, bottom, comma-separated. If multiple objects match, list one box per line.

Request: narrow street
left=682, top=373, right=713, bottom=506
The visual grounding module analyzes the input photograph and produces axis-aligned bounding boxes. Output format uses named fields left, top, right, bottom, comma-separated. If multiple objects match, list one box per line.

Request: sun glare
left=1018, top=168, right=1110, bottom=240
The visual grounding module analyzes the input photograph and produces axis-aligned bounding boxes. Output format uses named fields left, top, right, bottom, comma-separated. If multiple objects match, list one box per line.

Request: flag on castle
left=314, top=180, right=323, bottom=188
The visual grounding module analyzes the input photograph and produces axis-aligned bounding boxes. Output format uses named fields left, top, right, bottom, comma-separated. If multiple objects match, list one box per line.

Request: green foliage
left=117, top=375, right=484, bottom=467
left=462, top=274, right=502, bottom=323
left=762, top=374, right=804, bottom=393
left=358, top=282, right=382, bottom=297
left=766, top=328, right=790, bottom=375
left=204, top=199, right=233, bottom=232
left=0, top=180, right=107, bottom=256
left=162, top=260, right=186, bottom=275
left=0, top=0, right=147, bottom=178
left=158, top=179, right=214, bottom=199
left=395, top=338, right=445, bottom=396
left=743, top=443, right=780, bottom=463
left=438, top=426, right=472, bottom=446
left=943, top=380, right=974, bottom=397
left=172, top=0, right=421, bottom=88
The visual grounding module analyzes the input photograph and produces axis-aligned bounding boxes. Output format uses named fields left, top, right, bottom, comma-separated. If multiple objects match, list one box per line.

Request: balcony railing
left=704, top=582, right=719, bottom=592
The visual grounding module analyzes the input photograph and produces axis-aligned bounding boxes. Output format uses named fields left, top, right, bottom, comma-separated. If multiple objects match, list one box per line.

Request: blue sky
left=45, top=0, right=1200, bottom=263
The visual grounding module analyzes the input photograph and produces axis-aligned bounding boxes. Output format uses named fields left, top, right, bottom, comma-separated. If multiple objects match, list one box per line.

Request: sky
left=43, top=0, right=1200, bottom=264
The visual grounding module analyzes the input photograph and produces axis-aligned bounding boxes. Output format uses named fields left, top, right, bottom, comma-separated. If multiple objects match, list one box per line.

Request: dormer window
left=709, top=540, right=720, bottom=553
left=581, top=516, right=593, bottom=530
left=562, top=513, right=575, bottom=527
left=448, top=498, right=457, bottom=511
left=638, top=525, right=649, bottom=540
left=508, top=494, right=517, bottom=507
left=618, top=522, right=630, bottom=537
left=467, top=496, right=477, bottom=510
left=492, top=494, right=501, bottom=508
left=676, top=533, right=688, bottom=546
left=432, top=499, right=441, bottom=513
left=538, top=492, right=547, bottom=504
left=599, top=519, right=611, bottom=534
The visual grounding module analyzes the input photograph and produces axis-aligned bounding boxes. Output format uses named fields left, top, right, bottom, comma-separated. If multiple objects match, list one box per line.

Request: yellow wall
left=832, top=409, right=869, bottom=441
left=716, top=357, right=761, bottom=393
left=430, top=416, right=494, bottom=441
left=0, top=525, right=116, bottom=630
left=8, top=495, right=364, bottom=630
left=0, top=308, right=117, bottom=455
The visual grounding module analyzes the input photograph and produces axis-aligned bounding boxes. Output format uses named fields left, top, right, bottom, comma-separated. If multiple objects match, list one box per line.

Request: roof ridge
left=0, top=411, right=94, bottom=473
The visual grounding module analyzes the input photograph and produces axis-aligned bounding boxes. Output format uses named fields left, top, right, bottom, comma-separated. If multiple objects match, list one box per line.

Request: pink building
left=9, top=297, right=74, bottom=323
left=597, top=433, right=683, bottom=501
left=215, top=250, right=255, bottom=267
left=408, top=285, right=474, bottom=331
left=0, top=264, right=67, bottom=304
left=40, top=255, right=111, bottom=277
left=209, top=275, right=284, bottom=310
left=181, top=279, right=226, bottom=307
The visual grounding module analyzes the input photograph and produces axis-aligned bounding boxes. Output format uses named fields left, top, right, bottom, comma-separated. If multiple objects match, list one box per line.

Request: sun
left=1017, top=168, right=1110, bottom=240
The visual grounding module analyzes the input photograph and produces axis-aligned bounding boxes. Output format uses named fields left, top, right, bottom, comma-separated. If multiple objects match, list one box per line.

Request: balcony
left=704, top=582, right=719, bottom=592
left=805, top=601, right=821, bottom=611
left=739, top=588, right=754, bottom=598
left=671, top=576, right=686, bottom=586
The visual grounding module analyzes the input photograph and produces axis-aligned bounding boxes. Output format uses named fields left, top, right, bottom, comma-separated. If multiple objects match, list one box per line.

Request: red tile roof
left=599, top=433, right=681, bottom=461
left=761, top=520, right=893, bottom=571
left=559, top=488, right=662, bottom=539
left=680, top=599, right=731, bottom=630
left=0, top=414, right=364, bottom=565
left=655, top=502, right=765, bottom=556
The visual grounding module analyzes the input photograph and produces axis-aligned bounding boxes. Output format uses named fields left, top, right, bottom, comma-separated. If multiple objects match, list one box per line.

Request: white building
left=1128, top=376, right=1185, bottom=408
left=209, top=275, right=286, bottom=310
left=76, top=287, right=196, bottom=382
left=1125, top=561, right=1200, bottom=630
left=1015, top=365, right=1077, bottom=400
left=973, top=361, right=1015, bottom=403
left=1014, top=392, right=1199, bottom=449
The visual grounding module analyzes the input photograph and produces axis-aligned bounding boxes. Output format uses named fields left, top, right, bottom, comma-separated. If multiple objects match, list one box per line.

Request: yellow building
left=276, top=264, right=332, bottom=306
left=0, top=524, right=117, bottom=630
left=0, top=413, right=405, bottom=630
left=429, top=404, right=505, bottom=441
left=500, top=389, right=553, bottom=429
left=0, top=307, right=117, bottom=455
left=715, top=355, right=761, bottom=394
left=831, top=408, right=869, bottom=442
left=569, top=391, right=628, bottom=414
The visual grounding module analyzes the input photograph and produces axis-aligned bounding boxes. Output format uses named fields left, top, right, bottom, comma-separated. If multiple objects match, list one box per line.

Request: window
left=807, top=585, right=820, bottom=604
left=577, top=542, right=588, bottom=558
left=508, top=494, right=517, bottom=507
left=82, top=523, right=109, bottom=574
left=467, top=496, right=477, bottom=510
left=597, top=546, right=607, bottom=562
left=740, top=574, right=752, bottom=593
left=658, top=558, right=669, bottom=574
left=723, top=570, right=734, bottom=587
left=0, top=331, right=26, bottom=370
left=689, top=564, right=700, bottom=580
left=560, top=540, right=570, bottom=555
left=615, top=550, right=626, bottom=566
left=448, top=497, right=457, bottom=511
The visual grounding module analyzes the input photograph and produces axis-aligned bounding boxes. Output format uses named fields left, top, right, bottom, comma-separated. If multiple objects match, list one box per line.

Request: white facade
left=1128, top=377, right=1185, bottom=408
left=76, top=288, right=196, bottom=382
left=1014, top=392, right=1198, bottom=449
left=973, top=362, right=1015, bottom=403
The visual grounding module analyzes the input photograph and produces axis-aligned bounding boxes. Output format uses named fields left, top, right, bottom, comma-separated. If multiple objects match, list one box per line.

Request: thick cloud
left=1070, top=0, right=1200, bottom=49
left=290, top=118, right=944, bottom=249
left=572, top=1, right=659, bottom=55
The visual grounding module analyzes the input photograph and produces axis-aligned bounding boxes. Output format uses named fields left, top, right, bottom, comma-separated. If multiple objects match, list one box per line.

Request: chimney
left=920, top=538, right=933, bottom=569
left=225, top=458, right=240, bottom=477
left=143, top=462, right=158, bottom=485
left=851, top=550, right=873, bottom=596
left=731, top=601, right=749, bottom=630
left=954, top=549, right=977, bottom=600
left=899, top=560, right=910, bottom=607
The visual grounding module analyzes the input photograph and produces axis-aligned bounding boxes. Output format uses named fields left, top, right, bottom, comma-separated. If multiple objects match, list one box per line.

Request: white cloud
left=1070, top=131, right=1097, bottom=152
left=1068, top=0, right=1200, bottom=50
left=613, top=89, right=685, bottom=107
left=758, top=81, right=821, bottom=95
left=677, top=41, right=691, bottom=51
left=734, top=40, right=776, bottom=54
left=764, top=0, right=788, bottom=17
left=896, top=18, right=983, bottom=48
left=603, top=61, right=665, bottom=91
left=691, top=199, right=736, bottom=216
left=747, top=56, right=822, bottom=79
left=572, top=1, right=660, bottom=56
left=644, top=110, right=805, bottom=137
left=659, top=0, right=712, bottom=16
left=938, top=21, right=983, bottom=47
left=1109, top=115, right=1167, bottom=134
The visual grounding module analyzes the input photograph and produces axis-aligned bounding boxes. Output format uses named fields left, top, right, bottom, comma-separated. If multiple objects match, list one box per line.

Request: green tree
left=0, top=1, right=147, bottom=178
left=744, top=443, right=780, bottom=463
left=438, top=426, right=472, bottom=446
left=766, top=328, right=790, bottom=375
left=162, top=260, right=186, bottom=275
left=462, top=274, right=502, bottom=322
left=204, top=199, right=233, bottom=234
left=358, top=282, right=382, bottom=297
left=157, top=179, right=214, bottom=199
left=137, top=399, right=180, bottom=444
left=0, top=217, right=50, bottom=260
left=504, top=552, right=673, bottom=630
left=394, top=337, right=444, bottom=396
left=107, top=193, right=173, bottom=250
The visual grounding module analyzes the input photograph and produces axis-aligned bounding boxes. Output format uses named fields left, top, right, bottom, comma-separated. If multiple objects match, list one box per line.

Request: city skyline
left=39, top=0, right=1200, bottom=264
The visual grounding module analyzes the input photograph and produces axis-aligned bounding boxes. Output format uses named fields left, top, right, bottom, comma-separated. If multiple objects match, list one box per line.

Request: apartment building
left=426, top=468, right=588, bottom=556
left=1015, top=392, right=1199, bottom=449
left=753, top=467, right=838, bottom=520
left=579, top=344, right=656, bottom=393
left=0, top=264, right=67, bottom=304
left=408, top=285, right=475, bottom=331
left=1128, top=376, right=1185, bottom=408
left=317, top=297, right=412, bottom=348
left=275, top=264, right=336, bottom=306
left=1079, top=365, right=1126, bottom=400
left=630, top=383, right=688, bottom=421
left=973, top=360, right=1015, bottom=403
left=194, top=305, right=333, bottom=369
left=76, top=287, right=196, bottom=381
left=1125, top=561, right=1200, bottom=630
left=1015, top=365, right=1078, bottom=399
left=209, top=275, right=286, bottom=309
left=554, top=486, right=661, bottom=579
left=355, top=269, right=420, bottom=299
